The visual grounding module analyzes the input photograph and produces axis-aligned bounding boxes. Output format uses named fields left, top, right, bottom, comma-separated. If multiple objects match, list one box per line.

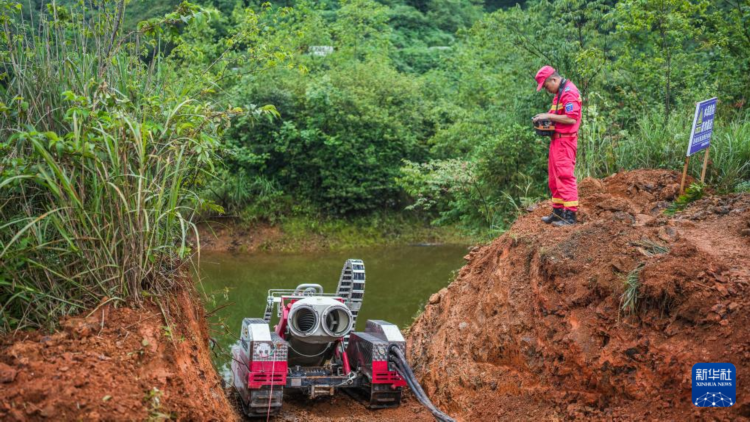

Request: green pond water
left=197, top=245, right=467, bottom=374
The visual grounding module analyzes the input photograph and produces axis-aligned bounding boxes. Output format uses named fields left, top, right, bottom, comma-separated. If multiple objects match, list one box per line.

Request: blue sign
left=687, top=98, right=717, bottom=156
left=692, top=363, right=736, bottom=407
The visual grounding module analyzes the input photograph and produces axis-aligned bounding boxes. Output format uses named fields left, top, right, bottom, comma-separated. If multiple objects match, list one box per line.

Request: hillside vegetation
left=1, top=0, right=750, bottom=331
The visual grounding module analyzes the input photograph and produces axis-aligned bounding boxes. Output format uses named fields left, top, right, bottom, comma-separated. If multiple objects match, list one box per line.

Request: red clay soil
left=0, top=285, right=434, bottom=422
left=408, top=169, right=750, bottom=421
left=0, top=287, right=237, bottom=421
left=0, top=283, right=434, bottom=421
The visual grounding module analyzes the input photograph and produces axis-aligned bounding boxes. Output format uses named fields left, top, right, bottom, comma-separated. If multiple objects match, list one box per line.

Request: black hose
left=388, top=345, right=455, bottom=422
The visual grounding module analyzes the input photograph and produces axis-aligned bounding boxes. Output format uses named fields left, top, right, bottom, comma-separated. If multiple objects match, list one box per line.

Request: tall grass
left=0, top=1, right=226, bottom=332
left=579, top=107, right=750, bottom=191
left=709, top=120, right=750, bottom=190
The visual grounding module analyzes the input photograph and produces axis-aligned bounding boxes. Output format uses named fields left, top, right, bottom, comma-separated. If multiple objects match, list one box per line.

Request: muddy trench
left=3, top=169, right=750, bottom=421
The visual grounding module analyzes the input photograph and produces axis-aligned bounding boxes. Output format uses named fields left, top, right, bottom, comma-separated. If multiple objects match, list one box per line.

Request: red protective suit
left=548, top=80, right=582, bottom=212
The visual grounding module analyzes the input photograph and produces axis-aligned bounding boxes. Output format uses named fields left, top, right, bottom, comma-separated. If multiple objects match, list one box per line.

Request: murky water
left=197, top=245, right=467, bottom=372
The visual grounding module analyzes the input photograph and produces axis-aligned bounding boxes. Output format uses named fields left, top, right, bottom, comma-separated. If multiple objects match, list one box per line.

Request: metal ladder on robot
left=263, top=300, right=273, bottom=322
left=335, top=259, right=365, bottom=347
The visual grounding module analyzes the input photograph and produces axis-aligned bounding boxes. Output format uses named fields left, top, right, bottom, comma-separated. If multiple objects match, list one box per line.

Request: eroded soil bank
left=408, top=169, right=750, bottom=420
left=195, top=219, right=472, bottom=253
left=0, top=287, right=237, bottom=421
left=0, top=285, right=434, bottom=422
left=0, top=280, right=437, bottom=421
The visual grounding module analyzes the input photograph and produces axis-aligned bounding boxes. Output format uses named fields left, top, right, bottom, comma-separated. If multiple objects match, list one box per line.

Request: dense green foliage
left=2, top=0, right=750, bottom=329
left=196, top=0, right=750, bottom=233
left=0, top=0, right=275, bottom=331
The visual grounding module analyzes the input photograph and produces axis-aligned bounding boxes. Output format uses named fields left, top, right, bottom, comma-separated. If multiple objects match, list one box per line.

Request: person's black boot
left=541, top=208, right=563, bottom=224
left=552, top=209, right=577, bottom=227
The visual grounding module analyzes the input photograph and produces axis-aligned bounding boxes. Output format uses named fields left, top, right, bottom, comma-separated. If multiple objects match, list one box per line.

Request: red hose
left=340, top=341, right=351, bottom=374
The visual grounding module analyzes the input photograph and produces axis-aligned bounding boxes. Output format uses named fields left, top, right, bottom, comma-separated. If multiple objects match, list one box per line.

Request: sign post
left=681, top=98, right=717, bottom=194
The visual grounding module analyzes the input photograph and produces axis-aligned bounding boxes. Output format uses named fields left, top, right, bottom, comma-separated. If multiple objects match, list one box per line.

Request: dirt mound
left=0, top=287, right=237, bottom=421
left=408, top=169, right=750, bottom=420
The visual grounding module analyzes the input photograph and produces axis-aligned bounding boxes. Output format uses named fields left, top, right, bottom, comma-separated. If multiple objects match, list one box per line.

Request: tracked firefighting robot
left=231, top=259, right=453, bottom=421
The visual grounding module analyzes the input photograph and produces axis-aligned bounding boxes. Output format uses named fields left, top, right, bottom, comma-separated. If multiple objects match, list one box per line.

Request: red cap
left=535, top=65, right=555, bottom=91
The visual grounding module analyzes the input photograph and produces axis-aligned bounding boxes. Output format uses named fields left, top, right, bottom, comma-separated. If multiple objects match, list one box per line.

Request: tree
left=333, top=0, right=392, bottom=62
left=614, top=0, right=710, bottom=121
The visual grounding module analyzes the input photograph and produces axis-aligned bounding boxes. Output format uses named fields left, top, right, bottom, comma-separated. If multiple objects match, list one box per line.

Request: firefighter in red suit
left=532, top=65, right=582, bottom=226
